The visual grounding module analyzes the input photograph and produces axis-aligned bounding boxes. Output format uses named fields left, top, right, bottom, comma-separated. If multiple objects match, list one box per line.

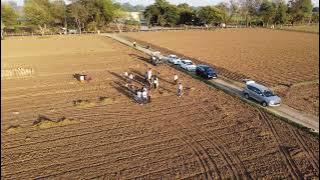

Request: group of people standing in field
left=124, top=68, right=184, bottom=105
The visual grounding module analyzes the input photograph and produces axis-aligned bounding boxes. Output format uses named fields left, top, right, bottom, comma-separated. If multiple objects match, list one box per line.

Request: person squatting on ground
left=134, top=90, right=143, bottom=104
left=177, top=82, right=183, bottom=97
left=152, top=76, right=159, bottom=89
left=142, top=87, right=149, bottom=104
left=128, top=73, right=134, bottom=84
left=174, top=74, right=178, bottom=84
left=124, top=71, right=128, bottom=77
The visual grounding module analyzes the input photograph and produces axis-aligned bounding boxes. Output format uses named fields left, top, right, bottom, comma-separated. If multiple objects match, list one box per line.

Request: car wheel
left=244, top=93, right=250, bottom=99
left=262, top=101, right=268, bottom=107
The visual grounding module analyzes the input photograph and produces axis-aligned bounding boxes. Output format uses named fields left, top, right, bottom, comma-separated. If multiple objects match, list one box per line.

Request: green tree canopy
left=274, top=0, right=288, bottom=24
left=215, top=1, right=239, bottom=24
left=1, top=3, right=18, bottom=27
left=288, top=0, right=313, bottom=24
left=68, top=1, right=88, bottom=33
left=197, top=6, right=223, bottom=25
left=24, top=0, right=54, bottom=34
left=144, top=0, right=180, bottom=26
left=259, top=0, right=276, bottom=26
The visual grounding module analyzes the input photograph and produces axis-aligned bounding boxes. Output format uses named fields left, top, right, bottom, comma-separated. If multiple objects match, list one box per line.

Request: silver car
left=243, top=81, right=281, bottom=107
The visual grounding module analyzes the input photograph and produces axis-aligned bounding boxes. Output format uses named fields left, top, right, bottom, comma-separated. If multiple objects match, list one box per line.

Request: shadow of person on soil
left=158, top=76, right=175, bottom=85
left=108, top=71, right=127, bottom=83
left=73, top=73, right=81, bottom=81
left=33, top=115, right=52, bottom=125
left=111, top=81, right=136, bottom=101
left=129, top=69, right=148, bottom=84
left=158, top=86, right=173, bottom=94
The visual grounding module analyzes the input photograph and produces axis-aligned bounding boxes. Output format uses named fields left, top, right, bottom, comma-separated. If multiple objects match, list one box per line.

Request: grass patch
left=6, top=125, right=23, bottom=134
left=275, top=24, right=319, bottom=34
left=99, top=97, right=117, bottom=105
left=37, top=36, right=52, bottom=39
left=33, top=116, right=79, bottom=129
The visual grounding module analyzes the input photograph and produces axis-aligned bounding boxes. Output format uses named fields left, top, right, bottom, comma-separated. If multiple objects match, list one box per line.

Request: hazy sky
left=3, top=0, right=320, bottom=7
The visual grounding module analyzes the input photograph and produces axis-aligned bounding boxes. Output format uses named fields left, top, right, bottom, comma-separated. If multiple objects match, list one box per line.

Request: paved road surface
left=103, top=33, right=319, bottom=133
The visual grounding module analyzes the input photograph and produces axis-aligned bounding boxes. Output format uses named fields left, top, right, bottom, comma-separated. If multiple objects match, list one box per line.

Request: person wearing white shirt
left=147, top=68, right=152, bottom=81
left=142, top=90, right=148, bottom=103
left=135, top=90, right=143, bottom=104
left=128, top=73, right=134, bottom=83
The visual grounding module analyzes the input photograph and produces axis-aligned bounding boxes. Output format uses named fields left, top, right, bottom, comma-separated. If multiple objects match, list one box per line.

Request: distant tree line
left=1, top=0, right=138, bottom=35
left=0, top=0, right=319, bottom=37
left=144, top=0, right=319, bottom=27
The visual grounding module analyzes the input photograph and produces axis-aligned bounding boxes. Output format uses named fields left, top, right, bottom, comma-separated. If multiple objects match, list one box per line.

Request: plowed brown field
left=123, top=29, right=319, bottom=116
left=1, top=35, right=319, bottom=179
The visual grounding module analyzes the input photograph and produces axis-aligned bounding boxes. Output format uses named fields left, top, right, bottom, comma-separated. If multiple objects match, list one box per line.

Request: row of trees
left=1, top=0, right=319, bottom=36
left=144, top=0, right=319, bottom=27
left=1, top=0, right=128, bottom=35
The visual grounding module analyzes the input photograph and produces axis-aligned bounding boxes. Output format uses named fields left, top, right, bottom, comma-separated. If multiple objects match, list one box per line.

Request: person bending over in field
left=145, top=68, right=152, bottom=85
left=124, top=71, right=128, bottom=77
left=128, top=73, right=134, bottom=84
left=134, top=89, right=143, bottom=105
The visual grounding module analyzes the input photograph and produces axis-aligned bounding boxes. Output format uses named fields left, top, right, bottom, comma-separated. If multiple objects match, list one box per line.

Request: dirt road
left=105, top=33, right=319, bottom=133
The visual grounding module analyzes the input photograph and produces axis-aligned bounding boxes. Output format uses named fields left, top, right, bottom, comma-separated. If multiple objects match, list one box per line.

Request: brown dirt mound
left=33, top=116, right=78, bottom=129
left=6, top=125, right=23, bottom=134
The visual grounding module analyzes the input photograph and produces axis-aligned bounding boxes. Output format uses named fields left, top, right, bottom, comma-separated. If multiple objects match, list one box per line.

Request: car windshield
left=204, top=67, right=214, bottom=72
left=264, top=90, right=275, bottom=97
left=184, top=62, right=193, bottom=65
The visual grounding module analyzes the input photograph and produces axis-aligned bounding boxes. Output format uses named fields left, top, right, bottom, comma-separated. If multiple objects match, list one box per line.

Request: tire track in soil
left=173, top=135, right=211, bottom=180
left=158, top=104, right=222, bottom=179
left=4, top=144, right=190, bottom=179
left=177, top=112, right=243, bottom=179
left=258, top=110, right=302, bottom=179
left=87, top=154, right=207, bottom=180
left=200, top=106, right=252, bottom=180
left=1, top=108, right=225, bottom=179
left=289, top=127, right=319, bottom=174
left=4, top=120, right=242, bottom=174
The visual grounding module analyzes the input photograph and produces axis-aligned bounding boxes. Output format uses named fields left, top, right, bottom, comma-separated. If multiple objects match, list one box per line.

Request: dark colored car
left=196, top=65, right=217, bottom=79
